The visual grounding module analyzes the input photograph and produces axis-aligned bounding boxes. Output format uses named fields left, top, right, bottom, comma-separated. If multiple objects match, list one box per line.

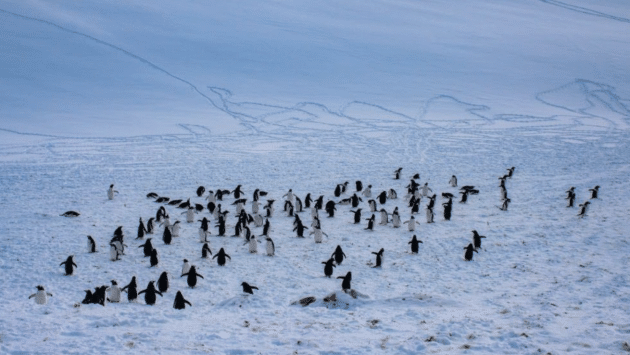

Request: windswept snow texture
left=1, top=0, right=630, bottom=354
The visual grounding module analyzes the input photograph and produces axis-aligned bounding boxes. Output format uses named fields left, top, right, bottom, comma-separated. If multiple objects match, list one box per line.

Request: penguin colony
left=38, top=167, right=600, bottom=307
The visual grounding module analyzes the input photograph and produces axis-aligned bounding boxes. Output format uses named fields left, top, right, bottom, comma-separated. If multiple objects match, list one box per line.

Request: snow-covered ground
left=1, top=1, right=629, bottom=354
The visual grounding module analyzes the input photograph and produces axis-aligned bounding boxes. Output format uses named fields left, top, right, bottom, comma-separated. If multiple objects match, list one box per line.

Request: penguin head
left=36, top=285, right=44, bottom=291
left=183, top=259, right=188, bottom=263
left=110, top=184, right=114, bottom=188
left=111, top=280, right=118, bottom=285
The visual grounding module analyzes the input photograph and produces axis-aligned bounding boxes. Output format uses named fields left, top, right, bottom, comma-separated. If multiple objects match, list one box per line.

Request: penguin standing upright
left=337, top=272, right=352, bottom=290
left=162, top=226, right=173, bottom=245
left=464, top=243, right=478, bottom=261
left=181, top=265, right=204, bottom=288
left=392, top=207, right=401, bottom=228
left=107, top=184, right=119, bottom=200
left=304, top=193, right=312, bottom=208
left=185, top=207, right=195, bottom=223
left=449, top=175, right=458, bottom=187
left=29, top=286, right=53, bottom=305
left=246, top=235, right=258, bottom=253
left=350, top=208, right=362, bottom=224
left=241, top=282, right=259, bottom=295
left=265, top=237, right=275, bottom=256
left=378, top=191, right=387, bottom=204
left=146, top=218, right=156, bottom=234
left=368, top=199, right=377, bottom=212
left=121, top=276, right=138, bottom=302
left=322, top=258, right=336, bottom=277
left=139, top=238, right=153, bottom=257
left=202, top=243, right=212, bottom=258
left=173, top=291, right=192, bottom=309
left=589, top=185, right=600, bottom=199
left=408, top=235, right=423, bottom=254
left=443, top=198, right=453, bottom=220
left=199, top=217, right=211, bottom=242
left=472, top=230, right=486, bottom=250
left=394, top=168, right=403, bottom=179
left=325, top=200, right=336, bottom=217
left=87, top=236, right=97, bottom=253
left=110, top=243, right=122, bottom=261
left=362, top=185, right=372, bottom=198
left=426, top=207, right=434, bottom=223
left=332, top=245, right=347, bottom=265
left=310, top=228, right=328, bottom=244
left=264, top=200, right=275, bottom=217
left=365, top=214, right=375, bottom=231
left=566, top=187, right=576, bottom=207
left=403, top=216, right=419, bottom=231
left=213, top=248, right=231, bottom=266
left=171, top=220, right=181, bottom=237
left=196, top=186, right=205, bottom=197
left=157, top=272, right=169, bottom=293
left=356, top=180, right=363, bottom=192
left=138, top=281, right=163, bottom=305
left=499, top=198, right=511, bottom=211
left=181, top=259, right=191, bottom=276
left=371, top=248, right=384, bottom=268
left=233, top=185, right=244, bottom=199
left=379, top=209, right=389, bottom=225
left=150, top=249, right=159, bottom=267
left=577, top=201, right=590, bottom=218
left=108, top=280, right=121, bottom=303
left=59, top=256, right=77, bottom=275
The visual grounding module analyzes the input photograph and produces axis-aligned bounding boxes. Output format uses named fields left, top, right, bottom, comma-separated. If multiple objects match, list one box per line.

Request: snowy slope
left=1, top=0, right=630, bottom=354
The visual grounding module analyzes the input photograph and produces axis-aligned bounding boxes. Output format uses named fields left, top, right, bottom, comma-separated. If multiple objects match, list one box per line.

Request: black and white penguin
left=337, top=272, right=352, bottom=290
left=295, top=196, right=304, bottom=213
left=246, top=235, right=258, bottom=253
left=507, top=167, right=515, bottom=178
left=443, top=198, right=453, bottom=220
left=150, top=249, right=159, bottom=267
left=196, top=186, right=206, bottom=197
left=59, top=255, right=77, bottom=275
left=87, top=235, right=97, bottom=253
left=332, top=245, right=347, bottom=265
left=171, top=220, right=181, bottom=237
left=334, top=184, right=342, bottom=197
left=464, top=243, right=478, bottom=261
left=162, top=226, right=173, bottom=245
left=404, top=216, right=419, bottom=231
left=138, top=281, right=163, bottom=305
left=137, top=218, right=147, bottom=239
left=388, top=189, right=397, bottom=200
left=178, top=198, right=191, bottom=209
left=350, top=194, right=362, bottom=208
left=427, top=194, right=436, bottom=210
left=310, top=228, right=328, bottom=244
left=368, top=199, right=377, bottom=212
left=29, top=285, right=53, bottom=305
left=253, top=188, right=268, bottom=202
left=60, top=211, right=80, bottom=217
left=499, top=198, right=511, bottom=211
left=377, top=191, right=387, bottom=204
left=241, top=282, right=258, bottom=295
left=156, top=206, right=167, bottom=222
left=372, top=248, right=384, bottom=268
left=394, top=167, right=403, bottom=180
left=283, top=189, right=295, bottom=204
left=325, top=200, right=336, bottom=218
left=378, top=209, right=389, bottom=225
left=262, top=218, right=271, bottom=237
left=198, top=217, right=211, bottom=242
left=472, top=230, right=486, bottom=250
left=157, top=272, right=169, bottom=293
left=265, top=237, right=275, bottom=256
left=184, top=206, right=195, bottom=223
left=449, top=175, right=458, bottom=187
left=108, top=280, right=121, bottom=303
left=147, top=192, right=159, bottom=199
left=322, top=258, right=336, bottom=278
left=182, top=265, right=204, bottom=288
left=577, top=201, right=590, bottom=218
left=408, top=235, right=423, bottom=254
left=304, top=193, right=312, bottom=208
left=392, top=207, right=401, bottom=228
left=181, top=259, right=191, bottom=276
left=459, top=190, right=469, bottom=203
left=213, top=248, right=231, bottom=266
left=202, top=243, right=212, bottom=258
left=93, top=286, right=109, bottom=306
left=356, top=180, right=363, bottom=192
left=110, top=243, right=122, bottom=261
left=294, top=221, right=308, bottom=238
left=589, top=185, right=600, bottom=199
left=365, top=214, right=375, bottom=231
left=173, top=290, right=192, bottom=309
left=314, top=195, right=324, bottom=210
left=155, top=196, right=169, bottom=203
left=168, top=199, right=183, bottom=206
left=107, top=184, right=119, bottom=200
left=566, top=187, right=576, bottom=207
left=82, top=289, right=94, bottom=305
left=215, top=216, right=226, bottom=237
left=233, top=185, right=244, bottom=199
left=121, top=276, right=138, bottom=302
left=362, top=185, right=372, bottom=198
left=146, top=217, right=156, bottom=234
left=426, top=207, right=434, bottom=223
left=264, top=200, right=275, bottom=218
left=139, top=238, right=153, bottom=257
left=350, top=208, right=362, bottom=224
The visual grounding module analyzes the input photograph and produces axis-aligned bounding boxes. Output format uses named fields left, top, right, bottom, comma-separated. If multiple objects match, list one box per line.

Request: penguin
left=283, top=189, right=295, bottom=204
left=168, top=199, right=183, bottom=206
left=162, top=225, right=173, bottom=245
left=350, top=208, right=362, bottom=224
left=262, top=218, right=271, bottom=237
left=577, top=201, right=590, bottom=218
left=472, top=230, right=486, bottom=250
left=294, top=221, right=308, bottom=238
left=107, top=184, right=119, bottom=200
left=325, top=200, right=336, bottom=218
left=82, top=289, right=94, bottom=305
left=589, top=185, right=600, bottom=199
left=181, top=265, right=204, bottom=288
left=507, top=166, right=515, bottom=178
left=311, top=216, right=321, bottom=229
left=146, top=217, right=156, bottom=234
left=110, top=243, right=122, bottom=261
left=108, top=280, right=121, bottom=303
left=213, top=248, right=231, bottom=266
left=341, top=181, right=349, bottom=194
left=181, top=259, right=191, bottom=276
left=566, top=187, right=576, bottom=207
left=421, top=183, right=432, bottom=197
left=253, top=213, right=264, bottom=227
left=155, top=197, right=169, bottom=203
left=295, top=196, right=304, bottom=213
left=241, top=282, right=258, bottom=295
left=310, top=228, right=328, bottom=244
left=138, top=281, right=163, bottom=305
left=304, top=193, right=312, bottom=208
left=362, top=185, right=372, bottom=198
left=251, top=200, right=260, bottom=215
left=264, top=200, right=275, bottom=217
left=378, top=209, right=389, bottom=225
left=173, top=291, right=192, bottom=309
left=29, top=286, right=53, bottom=305
left=60, top=211, right=80, bottom=217
left=150, top=248, right=159, bottom=267
left=368, top=200, right=376, bottom=212
left=199, top=217, right=211, bottom=242
left=139, top=238, right=153, bottom=257
left=356, top=180, right=363, bottom=192
left=253, top=188, right=268, bottom=202
left=184, top=207, right=195, bottom=223
left=394, top=167, right=403, bottom=180
left=314, top=196, right=324, bottom=210
left=284, top=200, right=294, bottom=216
left=147, top=192, right=159, bottom=199
left=427, top=194, right=436, bottom=210
left=59, top=255, right=77, bottom=275
left=202, top=243, right=212, bottom=258
left=157, top=272, right=169, bottom=293
left=310, top=206, right=319, bottom=219
left=449, top=175, right=458, bottom=187
left=87, top=235, right=96, bottom=253
left=215, top=217, right=226, bottom=237
left=392, top=207, right=401, bottom=228
left=377, top=191, right=387, bottom=204
left=443, top=198, right=453, bottom=220
left=334, top=184, right=342, bottom=197
left=178, top=198, right=191, bottom=209
left=403, top=216, right=419, bottom=231
left=387, top=189, right=397, bottom=200
left=322, top=257, right=336, bottom=277
left=246, top=235, right=258, bottom=253
left=464, top=243, right=478, bottom=261
left=371, top=248, right=384, bottom=268
left=426, top=207, right=434, bottom=223
left=410, top=198, right=420, bottom=215
left=408, top=235, right=423, bottom=254
left=171, top=220, right=181, bottom=237
left=265, top=237, right=275, bottom=256
left=136, top=218, right=147, bottom=240
left=332, top=245, right=347, bottom=265
left=121, top=276, right=138, bottom=302
left=365, top=214, right=375, bottom=231
left=459, top=190, right=469, bottom=204
left=233, top=185, right=244, bottom=199
left=337, top=272, right=352, bottom=290
left=499, top=198, right=511, bottom=211
left=442, top=192, right=454, bottom=199
left=93, top=286, right=109, bottom=306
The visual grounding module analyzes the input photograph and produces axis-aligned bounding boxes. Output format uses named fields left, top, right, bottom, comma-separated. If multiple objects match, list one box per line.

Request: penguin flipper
left=185, top=300, right=192, bottom=306
left=29, top=294, right=36, bottom=299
